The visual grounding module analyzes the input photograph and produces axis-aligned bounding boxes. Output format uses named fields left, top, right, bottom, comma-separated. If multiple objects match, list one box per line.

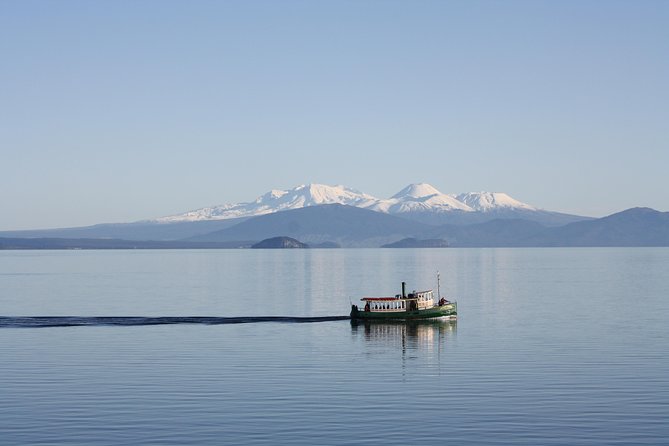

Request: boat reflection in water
left=350, top=318, right=457, bottom=356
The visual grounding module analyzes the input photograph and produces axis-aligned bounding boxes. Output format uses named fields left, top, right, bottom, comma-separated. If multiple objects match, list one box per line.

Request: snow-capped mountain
left=455, top=192, right=536, bottom=212
left=392, top=183, right=443, bottom=199
left=367, top=183, right=474, bottom=214
left=156, top=184, right=377, bottom=222
left=155, top=183, right=536, bottom=222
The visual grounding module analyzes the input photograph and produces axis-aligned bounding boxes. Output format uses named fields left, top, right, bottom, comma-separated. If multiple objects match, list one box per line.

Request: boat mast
left=437, top=271, right=441, bottom=300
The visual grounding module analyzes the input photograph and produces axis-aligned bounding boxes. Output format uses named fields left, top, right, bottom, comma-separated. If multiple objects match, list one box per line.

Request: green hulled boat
left=350, top=277, right=457, bottom=321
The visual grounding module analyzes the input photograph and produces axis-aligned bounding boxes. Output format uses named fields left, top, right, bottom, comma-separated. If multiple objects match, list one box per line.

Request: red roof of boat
left=361, top=290, right=432, bottom=301
left=361, top=297, right=404, bottom=301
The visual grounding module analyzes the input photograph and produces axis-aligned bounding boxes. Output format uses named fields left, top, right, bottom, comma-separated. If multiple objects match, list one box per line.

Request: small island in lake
left=381, top=237, right=449, bottom=248
left=251, top=236, right=309, bottom=249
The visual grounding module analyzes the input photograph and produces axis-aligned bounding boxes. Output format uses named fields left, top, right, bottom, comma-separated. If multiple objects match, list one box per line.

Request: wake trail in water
left=0, top=316, right=351, bottom=328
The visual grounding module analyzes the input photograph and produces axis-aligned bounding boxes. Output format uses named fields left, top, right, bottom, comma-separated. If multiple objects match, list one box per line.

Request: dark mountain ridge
left=188, top=204, right=433, bottom=247
left=0, top=218, right=247, bottom=241
left=519, top=207, right=669, bottom=247
left=399, top=208, right=590, bottom=227
left=0, top=237, right=252, bottom=250
left=2, top=206, right=667, bottom=249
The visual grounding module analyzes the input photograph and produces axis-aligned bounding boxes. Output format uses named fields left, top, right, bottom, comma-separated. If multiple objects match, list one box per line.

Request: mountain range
left=188, top=204, right=435, bottom=247
left=1, top=183, right=667, bottom=248
left=154, top=183, right=586, bottom=227
left=186, top=204, right=669, bottom=248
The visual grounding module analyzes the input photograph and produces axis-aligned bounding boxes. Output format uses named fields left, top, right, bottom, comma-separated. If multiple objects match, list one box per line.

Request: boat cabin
left=362, top=289, right=434, bottom=312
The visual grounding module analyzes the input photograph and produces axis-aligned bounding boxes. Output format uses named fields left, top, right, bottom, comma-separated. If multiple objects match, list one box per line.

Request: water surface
left=1, top=248, right=668, bottom=444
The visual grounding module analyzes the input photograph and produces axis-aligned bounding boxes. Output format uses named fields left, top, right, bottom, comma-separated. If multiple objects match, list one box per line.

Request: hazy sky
left=1, top=1, right=667, bottom=230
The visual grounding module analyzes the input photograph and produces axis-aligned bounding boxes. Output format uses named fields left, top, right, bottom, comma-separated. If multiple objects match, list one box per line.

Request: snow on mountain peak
left=255, top=189, right=288, bottom=203
left=455, top=192, right=536, bottom=212
left=391, top=183, right=443, bottom=199
left=155, top=183, right=376, bottom=222
left=154, top=183, right=537, bottom=222
left=294, top=183, right=374, bottom=205
left=367, top=183, right=473, bottom=213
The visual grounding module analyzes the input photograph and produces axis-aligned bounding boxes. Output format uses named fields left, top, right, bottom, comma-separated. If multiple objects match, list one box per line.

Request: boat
left=350, top=274, right=457, bottom=320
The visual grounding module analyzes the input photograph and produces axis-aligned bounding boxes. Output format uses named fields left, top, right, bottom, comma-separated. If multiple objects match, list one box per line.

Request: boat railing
left=365, top=297, right=448, bottom=312
left=364, top=298, right=412, bottom=312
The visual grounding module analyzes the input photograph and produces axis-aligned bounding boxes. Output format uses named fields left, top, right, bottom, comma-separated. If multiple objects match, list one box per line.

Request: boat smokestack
left=402, top=282, right=406, bottom=298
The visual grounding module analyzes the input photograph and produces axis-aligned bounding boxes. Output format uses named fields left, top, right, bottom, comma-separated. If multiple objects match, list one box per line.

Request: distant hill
left=520, top=207, right=669, bottom=247
left=400, top=207, right=589, bottom=227
left=425, top=208, right=669, bottom=247
left=0, top=237, right=252, bottom=250
left=251, top=236, right=308, bottom=249
left=381, top=238, right=449, bottom=248
left=188, top=204, right=431, bottom=247
left=0, top=218, right=247, bottom=241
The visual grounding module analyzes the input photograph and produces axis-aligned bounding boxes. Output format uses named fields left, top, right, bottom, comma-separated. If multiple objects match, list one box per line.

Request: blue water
left=1, top=248, right=668, bottom=445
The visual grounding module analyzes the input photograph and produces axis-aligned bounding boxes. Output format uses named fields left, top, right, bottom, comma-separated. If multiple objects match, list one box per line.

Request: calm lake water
left=1, top=248, right=668, bottom=445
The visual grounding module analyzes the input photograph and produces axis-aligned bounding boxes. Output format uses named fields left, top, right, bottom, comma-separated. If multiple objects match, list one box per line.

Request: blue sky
left=1, top=0, right=667, bottom=230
